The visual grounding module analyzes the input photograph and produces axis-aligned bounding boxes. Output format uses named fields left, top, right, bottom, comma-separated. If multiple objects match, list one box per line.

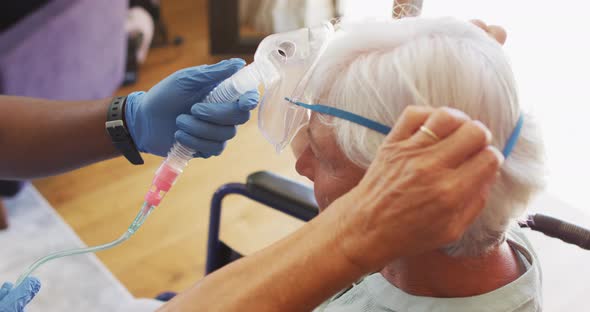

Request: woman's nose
left=295, top=148, right=315, bottom=182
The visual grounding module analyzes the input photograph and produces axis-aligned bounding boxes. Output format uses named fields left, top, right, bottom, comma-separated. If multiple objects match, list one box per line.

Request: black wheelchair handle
left=522, top=213, right=590, bottom=250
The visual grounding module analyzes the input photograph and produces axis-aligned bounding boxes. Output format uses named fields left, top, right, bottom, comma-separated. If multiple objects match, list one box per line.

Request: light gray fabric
left=0, top=184, right=163, bottom=311
left=314, top=227, right=542, bottom=312
left=118, top=298, right=163, bottom=311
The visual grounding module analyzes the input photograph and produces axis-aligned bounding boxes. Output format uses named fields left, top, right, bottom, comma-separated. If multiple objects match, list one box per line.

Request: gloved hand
left=125, top=58, right=259, bottom=158
left=0, top=277, right=41, bottom=312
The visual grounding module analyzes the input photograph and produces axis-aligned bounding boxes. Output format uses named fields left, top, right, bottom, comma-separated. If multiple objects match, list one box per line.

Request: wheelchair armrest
left=246, top=171, right=319, bottom=221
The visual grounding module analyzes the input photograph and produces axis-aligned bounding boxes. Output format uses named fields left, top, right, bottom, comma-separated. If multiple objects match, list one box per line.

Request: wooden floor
left=33, top=0, right=306, bottom=298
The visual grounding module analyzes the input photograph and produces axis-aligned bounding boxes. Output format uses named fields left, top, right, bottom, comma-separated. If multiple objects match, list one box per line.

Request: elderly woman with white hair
left=153, top=18, right=523, bottom=312
left=286, top=16, right=544, bottom=311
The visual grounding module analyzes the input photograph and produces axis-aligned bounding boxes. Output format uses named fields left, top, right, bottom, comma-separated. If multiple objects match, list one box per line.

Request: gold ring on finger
left=419, top=125, right=440, bottom=142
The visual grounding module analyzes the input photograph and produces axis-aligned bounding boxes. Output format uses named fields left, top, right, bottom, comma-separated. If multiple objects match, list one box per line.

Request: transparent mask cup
left=256, top=21, right=335, bottom=151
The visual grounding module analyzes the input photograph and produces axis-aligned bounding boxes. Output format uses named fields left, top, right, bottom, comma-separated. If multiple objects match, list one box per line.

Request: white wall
left=338, top=0, right=393, bottom=19
left=422, top=1, right=590, bottom=214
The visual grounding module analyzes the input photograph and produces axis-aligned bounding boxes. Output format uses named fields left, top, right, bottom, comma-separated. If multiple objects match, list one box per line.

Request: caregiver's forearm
left=0, top=95, right=119, bottom=179
left=159, top=197, right=370, bottom=312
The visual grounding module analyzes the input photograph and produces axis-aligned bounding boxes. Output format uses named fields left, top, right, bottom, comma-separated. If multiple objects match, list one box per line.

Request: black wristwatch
left=105, top=96, right=144, bottom=165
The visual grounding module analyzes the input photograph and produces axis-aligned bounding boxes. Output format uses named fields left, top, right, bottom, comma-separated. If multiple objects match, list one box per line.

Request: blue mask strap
left=285, top=97, right=391, bottom=135
left=502, top=114, right=524, bottom=158
left=285, top=97, right=523, bottom=158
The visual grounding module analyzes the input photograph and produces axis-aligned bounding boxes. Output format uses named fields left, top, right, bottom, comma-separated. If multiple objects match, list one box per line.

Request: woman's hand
left=471, top=19, right=507, bottom=45
left=335, top=106, right=504, bottom=272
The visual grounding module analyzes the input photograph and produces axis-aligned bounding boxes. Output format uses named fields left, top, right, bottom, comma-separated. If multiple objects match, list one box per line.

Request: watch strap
left=105, top=96, right=144, bottom=165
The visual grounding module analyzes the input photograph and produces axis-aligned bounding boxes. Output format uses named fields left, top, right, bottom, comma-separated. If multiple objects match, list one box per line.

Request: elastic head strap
left=285, top=97, right=391, bottom=135
left=285, top=97, right=523, bottom=158
left=502, top=114, right=524, bottom=158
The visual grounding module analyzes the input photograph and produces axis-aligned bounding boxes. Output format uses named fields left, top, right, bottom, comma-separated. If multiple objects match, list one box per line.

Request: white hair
left=308, top=17, right=545, bottom=256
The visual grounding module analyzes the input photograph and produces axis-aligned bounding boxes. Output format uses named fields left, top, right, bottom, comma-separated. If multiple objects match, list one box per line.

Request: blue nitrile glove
left=125, top=58, right=259, bottom=158
left=0, top=277, right=41, bottom=312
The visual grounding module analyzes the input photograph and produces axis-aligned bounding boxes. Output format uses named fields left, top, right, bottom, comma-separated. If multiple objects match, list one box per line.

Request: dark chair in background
left=0, top=181, right=22, bottom=229
left=205, top=171, right=318, bottom=273
left=208, top=0, right=262, bottom=55
left=156, top=171, right=318, bottom=301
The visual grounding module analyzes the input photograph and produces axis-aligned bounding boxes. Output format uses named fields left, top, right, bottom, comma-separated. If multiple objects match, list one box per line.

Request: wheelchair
left=154, top=171, right=590, bottom=308
left=205, top=171, right=590, bottom=274
left=205, top=171, right=318, bottom=274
